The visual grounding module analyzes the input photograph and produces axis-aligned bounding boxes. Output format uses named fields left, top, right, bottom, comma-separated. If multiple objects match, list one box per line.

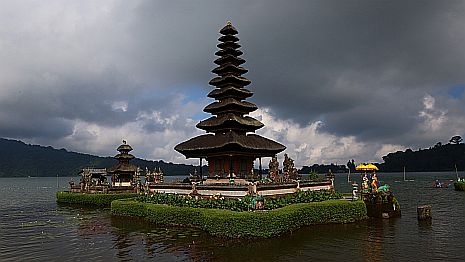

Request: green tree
left=450, top=135, right=463, bottom=144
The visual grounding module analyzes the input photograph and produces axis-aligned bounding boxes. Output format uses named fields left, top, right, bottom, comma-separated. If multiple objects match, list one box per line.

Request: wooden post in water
left=417, top=205, right=432, bottom=220
left=455, top=164, right=459, bottom=181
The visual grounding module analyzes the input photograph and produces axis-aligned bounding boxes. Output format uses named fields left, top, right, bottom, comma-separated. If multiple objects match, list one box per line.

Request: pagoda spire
left=175, top=23, right=285, bottom=178
left=115, top=140, right=135, bottom=164
left=197, top=22, right=263, bottom=134
left=107, top=140, right=138, bottom=187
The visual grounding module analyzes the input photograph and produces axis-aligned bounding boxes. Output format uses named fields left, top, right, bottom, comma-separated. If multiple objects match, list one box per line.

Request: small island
left=57, top=22, right=402, bottom=238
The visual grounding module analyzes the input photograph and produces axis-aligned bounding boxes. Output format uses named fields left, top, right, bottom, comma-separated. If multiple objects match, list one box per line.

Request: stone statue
left=362, top=173, right=370, bottom=192
left=145, top=167, right=151, bottom=183
left=155, top=167, right=164, bottom=183
left=377, top=184, right=390, bottom=193
left=190, top=169, right=201, bottom=182
left=283, top=154, right=299, bottom=180
left=268, top=155, right=280, bottom=181
left=145, top=167, right=164, bottom=184
left=371, top=173, right=379, bottom=193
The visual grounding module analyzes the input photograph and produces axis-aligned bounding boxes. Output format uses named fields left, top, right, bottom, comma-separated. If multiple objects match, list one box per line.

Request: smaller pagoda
left=107, top=140, right=139, bottom=187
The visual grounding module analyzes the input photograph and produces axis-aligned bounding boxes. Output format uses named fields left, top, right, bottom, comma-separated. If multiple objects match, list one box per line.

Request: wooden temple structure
left=69, top=168, right=108, bottom=193
left=107, top=140, right=139, bottom=187
left=70, top=140, right=141, bottom=193
left=175, top=21, right=286, bottom=181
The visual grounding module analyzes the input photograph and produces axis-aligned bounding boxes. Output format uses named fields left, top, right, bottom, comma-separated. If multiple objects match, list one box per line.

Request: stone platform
left=147, top=179, right=333, bottom=198
left=69, top=185, right=136, bottom=194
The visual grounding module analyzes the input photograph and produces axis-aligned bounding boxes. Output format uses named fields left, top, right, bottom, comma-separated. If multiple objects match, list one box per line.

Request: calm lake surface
left=1, top=172, right=464, bottom=261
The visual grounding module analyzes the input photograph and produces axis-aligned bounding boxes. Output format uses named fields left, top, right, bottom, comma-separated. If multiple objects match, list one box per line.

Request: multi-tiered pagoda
left=175, top=22, right=285, bottom=179
left=107, top=140, right=139, bottom=187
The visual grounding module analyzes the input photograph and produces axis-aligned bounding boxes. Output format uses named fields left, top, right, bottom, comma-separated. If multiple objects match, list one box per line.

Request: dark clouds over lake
left=1, top=0, right=464, bottom=166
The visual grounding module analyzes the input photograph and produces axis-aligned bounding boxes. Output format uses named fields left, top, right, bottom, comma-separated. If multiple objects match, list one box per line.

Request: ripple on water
left=1, top=175, right=465, bottom=261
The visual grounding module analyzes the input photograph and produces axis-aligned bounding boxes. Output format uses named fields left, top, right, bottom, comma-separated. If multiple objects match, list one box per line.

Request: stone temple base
left=203, top=178, right=248, bottom=185
left=147, top=180, right=333, bottom=198
left=70, top=185, right=136, bottom=194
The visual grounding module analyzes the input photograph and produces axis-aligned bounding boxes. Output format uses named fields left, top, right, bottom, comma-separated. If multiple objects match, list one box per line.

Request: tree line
left=2, top=135, right=464, bottom=177
left=346, top=136, right=465, bottom=172
left=379, top=139, right=465, bottom=172
left=0, top=138, right=203, bottom=177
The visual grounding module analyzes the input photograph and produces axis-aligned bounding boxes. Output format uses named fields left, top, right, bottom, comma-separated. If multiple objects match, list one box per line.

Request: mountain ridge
left=0, top=138, right=200, bottom=177
left=1, top=137, right=464, bottom=177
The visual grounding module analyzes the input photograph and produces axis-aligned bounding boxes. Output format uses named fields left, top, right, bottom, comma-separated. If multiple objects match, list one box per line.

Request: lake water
left=1, top=172, right=464, bottom=261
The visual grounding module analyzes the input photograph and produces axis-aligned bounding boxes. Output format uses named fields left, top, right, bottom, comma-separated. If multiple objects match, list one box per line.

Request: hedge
left=111, top=199, right=367, bottom=238
left=454, top=181, right=465, bottom=191
left=136, top=190, right=341, bottom=212
left=56, top=191, right=138, bottom=206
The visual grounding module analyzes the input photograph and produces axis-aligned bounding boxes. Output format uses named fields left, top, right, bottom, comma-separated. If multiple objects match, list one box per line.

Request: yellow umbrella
left=355, top=164, right=368, bottom=171
left=365, top=163, right=379, bottom=171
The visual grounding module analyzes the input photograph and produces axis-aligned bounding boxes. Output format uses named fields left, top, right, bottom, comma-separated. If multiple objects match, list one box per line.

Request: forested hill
left=380, top=143, right=465, bottom=172
left=2, top=138, right=464, bottom=177
left=0, top=138, right=200, bottom=177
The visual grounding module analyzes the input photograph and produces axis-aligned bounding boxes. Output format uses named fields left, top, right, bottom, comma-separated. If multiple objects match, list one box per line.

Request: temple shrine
left=175, top=22, right=286, bottom=181
left=107, top=140, right=140, bottom=187
left=69, top=140, right=141, bottom=193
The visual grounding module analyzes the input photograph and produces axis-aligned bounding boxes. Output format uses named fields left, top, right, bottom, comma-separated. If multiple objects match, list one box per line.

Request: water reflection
left=163, top=222, right=375, bottom=262
left=110, top=215, right=204, bottom=261
left=417, top=219, right=433, bottom=231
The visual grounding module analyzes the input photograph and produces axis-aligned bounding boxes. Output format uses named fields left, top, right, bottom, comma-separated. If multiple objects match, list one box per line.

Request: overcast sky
left=1, top=0, right=465, bottom=167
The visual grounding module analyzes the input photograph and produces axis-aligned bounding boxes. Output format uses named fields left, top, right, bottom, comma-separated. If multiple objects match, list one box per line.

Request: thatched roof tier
left=107, top=163, right=138, bottom=173
left=209, top=75, right=251, bottom=87
left=207, top=86, right=252, bottom=100
left=212, top=64, right=248, bottom=76
left=219, top=34, right=239, bottom=42
left=114, top=153, right=135, bottom=160
left=217, top=41, right=241, bottom=50
left=174, top=131, right=285, bottom=158
left=213, top=55, right=245, bottom=66
left=117, top=144, right=133, bottom=152
left=215, top=48, right=243, bottom=57
left=197, top=114, right=264, bottom=132
left=204, top=99, right=257, bottom=114
left=220, top=22, right=238, bottom=35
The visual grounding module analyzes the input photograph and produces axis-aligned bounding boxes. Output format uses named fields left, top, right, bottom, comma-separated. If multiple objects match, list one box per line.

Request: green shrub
left=264, top=190, right=341, bottom=209
left=454, top=181, right=465, bottom=191
left=136, top=193, right=254, bottom=211
left=111, top=199, right=367, bottom=238
left=56, top=191, right=138, bottom=206
left=135, top=190, right=341, bottom=212
left=308, top=171, right=319, bottom=179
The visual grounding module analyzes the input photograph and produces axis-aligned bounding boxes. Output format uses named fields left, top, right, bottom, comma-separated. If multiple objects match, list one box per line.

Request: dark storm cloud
left=240, top=1, right=465, bottom=154
left=0, top=1, right=248, bottom=141
left=238, top=1, right=465, bottom=146
left=1, top=0, right=465, bottom=161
